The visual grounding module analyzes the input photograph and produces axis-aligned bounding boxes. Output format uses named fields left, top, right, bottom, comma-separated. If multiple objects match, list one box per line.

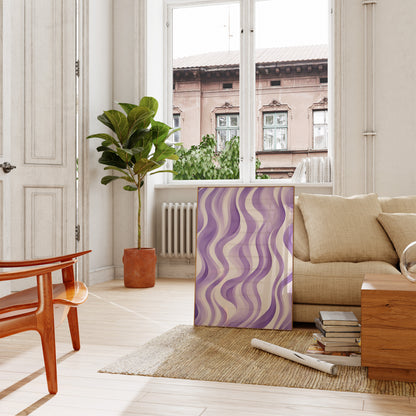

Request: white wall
left=373, top=0, right=416, bottom=195
left=112, top=0, right=140, bottom=278
left=334, top=0, right=416, bottom=196
left=87, top=0, right=115, bottom=284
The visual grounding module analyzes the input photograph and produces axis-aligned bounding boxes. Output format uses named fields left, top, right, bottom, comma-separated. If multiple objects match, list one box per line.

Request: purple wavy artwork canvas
left=194, top=186, right=294, bottom=330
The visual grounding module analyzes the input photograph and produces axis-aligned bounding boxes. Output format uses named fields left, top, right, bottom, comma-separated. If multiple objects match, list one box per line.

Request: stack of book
left=305, top=311, right=361, bottom=366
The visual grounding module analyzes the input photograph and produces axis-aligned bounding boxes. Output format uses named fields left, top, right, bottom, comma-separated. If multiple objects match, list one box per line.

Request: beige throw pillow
left=294, top=199, right=310, bottom=261
left=377, top=213, right=416, bottom=258
left=298, top=193, right=398, bottom=264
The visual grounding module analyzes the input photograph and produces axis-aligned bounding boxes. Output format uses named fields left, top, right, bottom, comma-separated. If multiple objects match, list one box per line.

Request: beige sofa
left=293, top=193, right=416, bottom=323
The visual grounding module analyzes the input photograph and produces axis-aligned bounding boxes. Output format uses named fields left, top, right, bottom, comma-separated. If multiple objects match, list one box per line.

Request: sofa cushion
left=294, top=199, right=310, bottom=261
left=377, top=213, right=416, bottom=258
left=293, top=257, right=401, bottom=305
left=298, top=193, right=398, bottom=264
left=380, top=195, right=416, bottom=213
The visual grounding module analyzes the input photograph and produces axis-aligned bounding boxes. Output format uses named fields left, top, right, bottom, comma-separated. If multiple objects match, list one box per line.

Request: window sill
left=256, top=149, right=328, bottom=155
left=155, top=180, right=333, bottom=190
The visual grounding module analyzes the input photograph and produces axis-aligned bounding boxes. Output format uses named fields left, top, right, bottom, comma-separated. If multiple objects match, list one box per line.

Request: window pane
left=217, top=130, right=227, bottom=151
left=263, top=130, right=274, bottom=150
left=276, top=128, right=287, bottom=149
left=255, top=0, right=328, bottom=179
left=218, top=116, right=227, bottom=127
left=276, top=112, right=287, bottom=127
left=313, top=110, right=325, bottom=124
left=313, top=109, right=328, bottom=149
left=173, top=115, right=180, bottom=128
left=172, top=115, right=181, bottom=143
left=172, top=3, right=240, bottom=180
left=230, top=115, right=238, bottom=127
left=313, top=125, right=328, bottom=149
left=264, top=114, right=274, bottom=126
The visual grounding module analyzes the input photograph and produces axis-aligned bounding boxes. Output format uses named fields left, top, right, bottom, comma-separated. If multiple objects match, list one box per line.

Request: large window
left=263, top=112, right=288, bottom=150
left=216, top=114, right=239, bottom=151
left=312, top=109, right=328, bottom=150
left=167, top=0, right=329, bottom=182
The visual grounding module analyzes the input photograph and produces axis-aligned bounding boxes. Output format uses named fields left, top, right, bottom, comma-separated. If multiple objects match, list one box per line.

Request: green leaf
left=167, top=154, right=179, bottom=161
left=120, top=175, right=136, bottom=183
left=101, top=175, right=121, bottom=185
left=101, top=139, right=117, bottom=147
left=127, top=107, right=154, bottom=138
left=152, top=142, right=178, bottom=162
left=133, top=158, right=162, bottom=175
left=97, top=113, right=115, bottom=132
left=103, top=166, right=130, bottom=176
left=98, top=151, right=127, bottom=169
left=150, top=169, right=176, bottom=176
left=87, top=133, right=116, bottom=143
left=130, top=147, right=144, bottom=156
left=140, top=135, right=154, bottom=159
left=139, top=96, right=158, bottom=114
left=123, top=185, right=138, bottom=191
left=103, top=110, right=129, bottom=143
left=116, top=148, right=133, bottom=163
left=118, top=102, right=137, bottom=115
left=165, top=127, right=181, bottom=141
left=125, top=128, right=148, bottom=149
left=150, top=121, right=170, bottom=144
left=96, top=145, right=114, bottom=153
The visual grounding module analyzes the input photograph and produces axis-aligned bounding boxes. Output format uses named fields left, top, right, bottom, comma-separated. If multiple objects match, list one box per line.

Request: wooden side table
left=361, top=274, right=416, bottom=382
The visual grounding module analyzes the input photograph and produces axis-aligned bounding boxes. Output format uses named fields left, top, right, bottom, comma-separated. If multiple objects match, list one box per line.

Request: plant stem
left=137, top=184, right=141, bottom=249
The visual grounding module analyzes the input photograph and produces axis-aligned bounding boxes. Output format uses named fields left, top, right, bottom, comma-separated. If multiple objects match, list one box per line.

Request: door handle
left=0, top=162, right=16, bottom=173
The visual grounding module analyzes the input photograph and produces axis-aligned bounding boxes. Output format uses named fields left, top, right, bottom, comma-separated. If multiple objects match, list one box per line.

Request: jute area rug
left=100, top=325, right=416, bottom=396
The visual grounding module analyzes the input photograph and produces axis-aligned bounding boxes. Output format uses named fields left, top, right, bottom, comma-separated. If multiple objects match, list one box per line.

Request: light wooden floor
left=0, top=278, right=415, bottom=416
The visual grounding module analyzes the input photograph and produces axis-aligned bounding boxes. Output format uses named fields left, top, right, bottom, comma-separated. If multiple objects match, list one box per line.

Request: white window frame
left=164, top=0, right=333, bottom=186
left=216, top=113, right=240, bottom=151
left=263, top=111, right=288, bottom=151
left=312, top=109, right=328, bottom=150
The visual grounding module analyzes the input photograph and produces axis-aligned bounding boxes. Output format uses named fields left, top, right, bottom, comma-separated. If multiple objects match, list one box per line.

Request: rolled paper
left=251, top=338, right=338, bottom=376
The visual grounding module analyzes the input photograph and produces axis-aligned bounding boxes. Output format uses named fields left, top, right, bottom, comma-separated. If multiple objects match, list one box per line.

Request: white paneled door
left=1, top=0, right=77, bottom=290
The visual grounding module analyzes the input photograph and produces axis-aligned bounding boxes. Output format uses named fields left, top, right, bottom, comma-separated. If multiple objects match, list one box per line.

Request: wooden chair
left=0, top=250, right=91, bottom=394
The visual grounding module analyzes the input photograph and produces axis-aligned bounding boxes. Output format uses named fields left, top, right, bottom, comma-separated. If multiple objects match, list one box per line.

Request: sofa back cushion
left=298, top=193, right=398, bottom=264
left=380, top=195, right=416, bottom=213
left=294, top=199, right=310, bottom=261
left=377, top=213, right=416, bottom=258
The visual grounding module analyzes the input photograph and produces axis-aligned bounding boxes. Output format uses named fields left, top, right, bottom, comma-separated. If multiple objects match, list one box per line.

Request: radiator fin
left=161, top=202, right=197, bottom=259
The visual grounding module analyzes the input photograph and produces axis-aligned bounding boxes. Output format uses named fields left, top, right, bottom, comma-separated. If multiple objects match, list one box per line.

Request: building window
left=172, top=114, right=181, bottom=144
left=263, top=112, right=288, bottom=150
left=216, top=114, right=239, bottom=151
left=313, top=109, right=328, bottom=149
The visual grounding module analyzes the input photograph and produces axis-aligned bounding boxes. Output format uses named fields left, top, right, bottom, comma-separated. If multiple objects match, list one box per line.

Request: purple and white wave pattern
left=195, top=186, right=293, bottom=330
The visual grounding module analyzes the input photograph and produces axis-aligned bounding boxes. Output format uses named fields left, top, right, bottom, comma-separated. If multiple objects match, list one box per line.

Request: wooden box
left=361, top=274, right=416, bottom=382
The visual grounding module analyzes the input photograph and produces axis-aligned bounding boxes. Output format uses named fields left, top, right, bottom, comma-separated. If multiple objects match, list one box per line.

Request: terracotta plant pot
left=123, top=248, right=156, bottom=288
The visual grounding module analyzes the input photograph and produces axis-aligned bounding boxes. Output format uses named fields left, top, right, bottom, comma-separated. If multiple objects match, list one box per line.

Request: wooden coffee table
left=361, top=274, right=416, bottom=382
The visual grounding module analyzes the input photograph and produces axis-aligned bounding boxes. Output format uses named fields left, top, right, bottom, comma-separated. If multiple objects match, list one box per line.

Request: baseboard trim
left=87, top=266, right=115, bottom=286
left=114, top=265, right=124, bottom=280
left=158, top=261, right=195, bottom=279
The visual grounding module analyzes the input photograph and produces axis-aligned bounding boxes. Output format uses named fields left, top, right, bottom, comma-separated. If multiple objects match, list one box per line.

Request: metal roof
left=173, top=44, right=328, bottom=69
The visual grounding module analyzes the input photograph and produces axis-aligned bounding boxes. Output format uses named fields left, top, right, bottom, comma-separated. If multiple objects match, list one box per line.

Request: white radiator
left=160, top=202, right=197, bottom=259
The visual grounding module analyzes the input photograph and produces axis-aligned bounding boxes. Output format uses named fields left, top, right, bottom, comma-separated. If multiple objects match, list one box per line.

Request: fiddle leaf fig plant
left=87, top=96, right=179, bottom=249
